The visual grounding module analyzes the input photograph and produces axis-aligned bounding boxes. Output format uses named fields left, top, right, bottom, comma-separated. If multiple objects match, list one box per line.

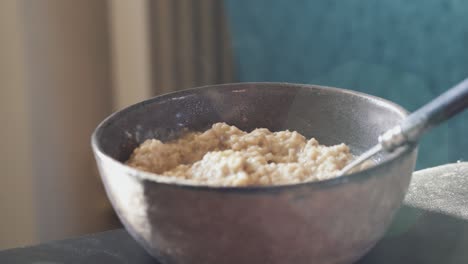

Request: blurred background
left=1, top=0, right=466, bottom=250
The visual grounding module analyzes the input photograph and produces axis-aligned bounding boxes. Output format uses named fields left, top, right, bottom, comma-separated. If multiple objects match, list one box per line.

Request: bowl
left=92, top=83, right=417, bottom=264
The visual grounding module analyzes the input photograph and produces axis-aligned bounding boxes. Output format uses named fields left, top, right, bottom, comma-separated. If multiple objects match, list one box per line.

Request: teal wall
left=224, top=0, right=468, bottom=169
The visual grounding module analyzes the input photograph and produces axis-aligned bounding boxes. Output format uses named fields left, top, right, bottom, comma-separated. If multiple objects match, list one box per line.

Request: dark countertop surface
left=2, top=163, right=467, bottom=264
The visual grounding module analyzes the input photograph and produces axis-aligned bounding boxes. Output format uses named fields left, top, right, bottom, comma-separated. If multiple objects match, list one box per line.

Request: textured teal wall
left=224, top=0, right=468, bottom=169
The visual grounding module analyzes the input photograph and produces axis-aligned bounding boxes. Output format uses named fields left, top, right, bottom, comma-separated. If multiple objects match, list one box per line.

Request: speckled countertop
left=1, top=163, right=467, bottom=263
left=359, top=162, right=468, bottom=263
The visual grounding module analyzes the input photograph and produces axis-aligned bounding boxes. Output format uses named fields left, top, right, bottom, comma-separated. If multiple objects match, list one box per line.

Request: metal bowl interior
left=92, top=83, right=417, bottom=264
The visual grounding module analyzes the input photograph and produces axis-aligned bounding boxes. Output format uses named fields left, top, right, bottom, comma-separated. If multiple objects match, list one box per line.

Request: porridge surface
left=126, top=123, right=353, bottom=186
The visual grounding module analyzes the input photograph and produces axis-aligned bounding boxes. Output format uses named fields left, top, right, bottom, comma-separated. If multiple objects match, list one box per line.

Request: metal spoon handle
left=339, top=78, right=468, bottom=176
left=380, top=78, right=468, bottom=151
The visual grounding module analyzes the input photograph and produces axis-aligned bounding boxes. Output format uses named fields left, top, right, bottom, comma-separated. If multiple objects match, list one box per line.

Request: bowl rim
left=91, top=82, right=417, bottom=192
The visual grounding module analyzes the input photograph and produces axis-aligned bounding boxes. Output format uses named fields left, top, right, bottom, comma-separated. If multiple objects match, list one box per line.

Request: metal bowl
left=92, top=83, right=417, bottom=264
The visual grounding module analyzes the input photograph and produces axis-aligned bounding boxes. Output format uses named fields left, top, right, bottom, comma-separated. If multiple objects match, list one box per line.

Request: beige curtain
left=110, top=0, right=234, bottom=110
left=0, top=0, right=234, bottom=249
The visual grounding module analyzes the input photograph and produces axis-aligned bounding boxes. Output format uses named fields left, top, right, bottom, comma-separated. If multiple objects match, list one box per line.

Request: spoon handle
left=380, top=78, right=468, bottom=151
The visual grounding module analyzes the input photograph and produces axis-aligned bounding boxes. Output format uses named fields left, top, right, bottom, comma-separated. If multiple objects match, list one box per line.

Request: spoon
left=338, top=77, right=468, bottom=176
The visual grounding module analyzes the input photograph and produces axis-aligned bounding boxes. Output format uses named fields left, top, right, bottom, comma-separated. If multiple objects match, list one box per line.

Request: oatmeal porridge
left=126, top=123, right=353, bottom=186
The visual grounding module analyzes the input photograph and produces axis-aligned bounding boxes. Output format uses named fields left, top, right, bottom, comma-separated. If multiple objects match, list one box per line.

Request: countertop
left=1, top=162, right=467, bottom=264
